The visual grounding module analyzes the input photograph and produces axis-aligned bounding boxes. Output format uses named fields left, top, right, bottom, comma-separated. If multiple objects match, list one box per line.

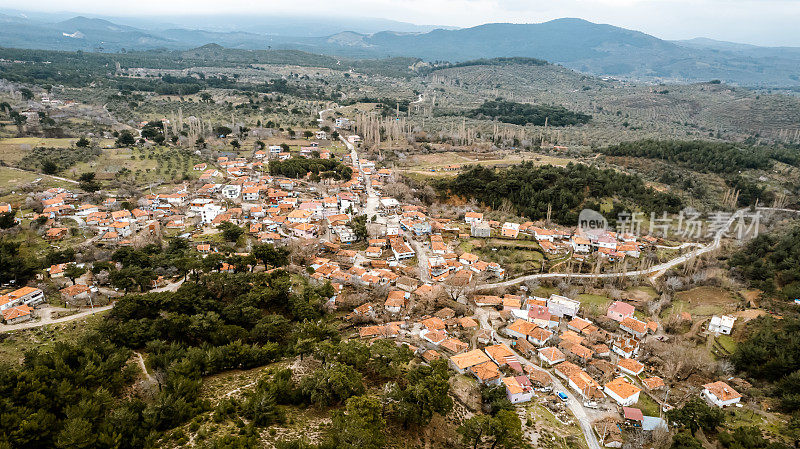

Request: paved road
left=478, top=209, right=747, bottom=291
left=473, top=308, right=601, bottom=449
left=0, top=304, right=113, bottom=333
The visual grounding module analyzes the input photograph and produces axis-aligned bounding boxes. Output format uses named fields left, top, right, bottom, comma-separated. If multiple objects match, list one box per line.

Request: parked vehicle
left=557, top=392, right=569, bottom=402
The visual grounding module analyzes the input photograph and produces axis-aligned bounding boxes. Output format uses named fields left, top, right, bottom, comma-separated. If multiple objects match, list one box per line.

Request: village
left=0, top=108, right=755, bottom=449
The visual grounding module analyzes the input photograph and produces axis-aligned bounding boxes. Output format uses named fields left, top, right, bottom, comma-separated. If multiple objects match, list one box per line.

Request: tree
left=116, top=131, right=135, bottom=147
left=488, top=410, right=523, bottom=449
left=303, top=130, right=313, bottom=139
left=214, top=126, right=232, bottom=137
left=76, top=137, right=91, bottom=148
left=459, top=414, right=492, bottom=449
left=19, top=87, right=34, bottom=100
left=218, top=221, right=243, bottom=243
left=351, top=215, right=368, bottom=241
left=300, top=362, right=364, bottom=406
left=230, top=139, right=240, bottom=149
left=78, top=172, right=101, bottom=192
left=671, top=431, right=703, bottom=449
left=64, top=263, right=87, bottom=285
left=392, top=360, right=453, bottom=427
left=41, top=159, right=58, bottom=174
left=0, top=211, right=16, bottom=229
left=329, top=395, right=385, bottom=449
left=252, top=244, right=289, bottom=268
left=667, top=398, right=724, bottom=435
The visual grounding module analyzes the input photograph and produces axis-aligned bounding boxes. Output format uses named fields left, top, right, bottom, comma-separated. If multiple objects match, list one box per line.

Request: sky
left=4, top=0, right=800, bottom=47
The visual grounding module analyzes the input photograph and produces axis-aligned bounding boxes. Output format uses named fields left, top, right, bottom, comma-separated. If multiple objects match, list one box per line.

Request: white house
left=221, top=185, right=241, bottom=199
left=604, top=377, right=641, bottom=406
left=547, top=294, right=581, bottom=318
left=502, top=376, right=534, bottom=404
left=703, top=381, right=742, bottom=407
left=200, top=203, right=225, bottom=224
left=0, top=287, right=45, bottom=310
left=708, top=315, right=736, bottom=335
left=464, top=212, right=483, bottom=223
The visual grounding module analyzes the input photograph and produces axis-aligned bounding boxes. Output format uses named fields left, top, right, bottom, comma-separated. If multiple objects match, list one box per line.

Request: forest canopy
left=602, top=139, right=800, bottom=173
left=437, top=162, right=682, bottom=225
left=465, top=100, right=591, bottom=127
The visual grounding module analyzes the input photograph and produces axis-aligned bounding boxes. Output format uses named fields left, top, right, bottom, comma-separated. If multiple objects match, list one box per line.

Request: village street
left=473, top=307, right=603, bottom=449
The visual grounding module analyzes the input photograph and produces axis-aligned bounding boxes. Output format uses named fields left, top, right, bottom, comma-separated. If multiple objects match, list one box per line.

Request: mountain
left=0, top=12, right=799, bottom=87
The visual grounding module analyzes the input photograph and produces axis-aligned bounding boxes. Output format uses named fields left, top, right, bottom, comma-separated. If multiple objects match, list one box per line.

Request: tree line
left=602, top=139, right=800, bottom=174
left=464, top=100, right=591, bottom=127
left=268, top=157, right=353, bottom=181
left=437, top=162, right=683, bottom=225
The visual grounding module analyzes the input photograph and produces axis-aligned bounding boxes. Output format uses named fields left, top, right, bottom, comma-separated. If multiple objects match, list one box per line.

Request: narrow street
left=473, top=308, right=602, bottom=449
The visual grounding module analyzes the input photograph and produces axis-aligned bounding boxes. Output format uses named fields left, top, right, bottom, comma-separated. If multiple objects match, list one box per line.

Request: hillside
left=1, top=14, right=800, bottom=86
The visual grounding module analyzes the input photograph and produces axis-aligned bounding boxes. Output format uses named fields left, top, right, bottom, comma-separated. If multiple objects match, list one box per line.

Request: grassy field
left=577, top=293, right=611, bottom=315
left=0, top=311, right=108, bottom=365
left=636, top=393, right=661, bottom=417
left=664, top=286, right=740, bottom=318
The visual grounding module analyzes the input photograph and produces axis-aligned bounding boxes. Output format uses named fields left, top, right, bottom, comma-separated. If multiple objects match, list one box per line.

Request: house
left=287, top=210, right=313, bottom=224
left=571, top=237, right=591, bottom=253
left=471, top=360, right=502, bottom=385
left=607, top=301, right=636, bottom=322
left=2, top=304, right=33, bottom=324
left=440, top=338, right=469, bottom=354
left=529, top=327, right=553, bottom=346
left=459, top=252, right=479, bottom=266
left=449, top=349, right=491, bottom=374
left=527, top=305, right=558, bottom=329
left=617, top=358, right=645, bottom=376
left=538, top=347, right=566, bottom=366
left=45, top=227, right=68, bottom=240
left=643, top=377, right=666, bottom=390
left=505, top=319, right=537, bottom=340
left=385, top=290, right=409, bottom=314
left=0, top=287, right=45, bottom=310
left=620, top=317, right=648, bottom=338
left=484, top=343, right=517, bottom=367
left=422, top=330, right=447, bottom=345
left=464, top=212, right=483, bottom=223
left=396, top=276, right=419, bottom=292
left=548, top=295, right=580, bottom=318
left=604, top=377, right=641, bottom=406
left=702, top=381, right=742, bottom=407
left=503, top=376, right=535, bottom=403
left=221, top=185, right=241, bottom=199
left=471, top=222, right=491, bottom=238
left=708, top=315, right=736, bottom=335
left=612, top=337, right=640, bottom=359
left=501, top=222, right=520, bottom=238
left=60, top=284, right=91, bottom=305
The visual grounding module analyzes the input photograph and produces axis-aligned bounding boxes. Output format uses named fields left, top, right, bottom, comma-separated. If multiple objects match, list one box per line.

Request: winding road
left=477, top=209, right=747, bottom=291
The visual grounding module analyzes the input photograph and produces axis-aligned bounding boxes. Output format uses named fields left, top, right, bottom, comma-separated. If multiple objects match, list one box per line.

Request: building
left=620, top=317, right=648, bottom=338
left=471, top=222, right=491, bottom=238
left=2, top=304, right=33, bottom=324
left=450, top=349, right=491, bottom=374
left=547, top=295, right=580, bottom=319
left=607, top=301, right=636, bottom=322
left=503, top=376, right=535, bottom=403
left=702, top=381, right=742, bottom=407
left=604, top=377, right=641, bottom=406
left=464, top=212, right=483, bottom=223
left=708, top=315, right=736, bottom=335
left=538, top=347, right=566, bottom=366
left=617, top=358, right=645, bottom=376
left=0, top=287, right=45, bottom=310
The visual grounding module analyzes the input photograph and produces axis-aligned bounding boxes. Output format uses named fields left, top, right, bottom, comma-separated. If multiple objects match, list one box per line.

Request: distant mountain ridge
left=0, top=13, right=799, bottom=87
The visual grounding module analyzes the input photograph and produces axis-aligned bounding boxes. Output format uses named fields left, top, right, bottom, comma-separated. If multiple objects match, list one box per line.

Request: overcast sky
left=6, top=0, right=800, bottom=47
